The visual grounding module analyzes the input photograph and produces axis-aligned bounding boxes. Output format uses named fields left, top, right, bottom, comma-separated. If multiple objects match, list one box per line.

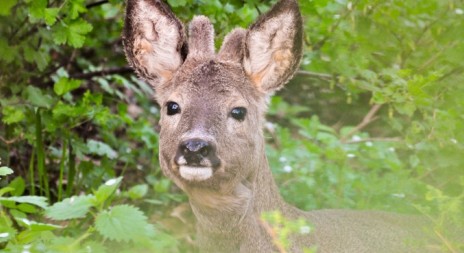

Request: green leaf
left=0, top=38, right=15, bottom=63
left=0, top=226, right=16, bottom=244
left=68, top=0, right=87, bottom=19
left=95, top=205, right=154, bottom=242
left=23, top=86, right=54, bottom=109
left=94, top=177, right=123, bottom=206
left=167, top=0, right=187, bottom=7
left=127, top=184, right=148, bottom=200
left=0, top=196, right=48, bottom=209
left=28, top=0, right=47, bottom=19
left=0, top=167, right=14, bottom=177
left=1, top=106, right=25, bottom=125
left=0, top=0, right=17, bottom=16
left=8, top=176, right=26, bottom=196
left=53, top=20, right=93, bottom=48
left=44, top=7, right=60, bottom=26
left=87, top=140, right=118, bottom=159
left=45, top=195, right=94, bottom=220
left=17, top=203, right=39, bottom=214
left=54, top=77, right=82, bottom=96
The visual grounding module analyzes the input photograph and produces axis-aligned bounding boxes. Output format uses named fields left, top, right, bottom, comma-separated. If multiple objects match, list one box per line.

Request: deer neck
left=187, top=148, right=287, bottom=233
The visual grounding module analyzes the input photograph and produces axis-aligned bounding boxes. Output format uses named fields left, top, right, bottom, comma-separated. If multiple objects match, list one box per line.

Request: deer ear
left=243, top=0, right=303, bottom=93
left=123, top=0, right=187, bottom=88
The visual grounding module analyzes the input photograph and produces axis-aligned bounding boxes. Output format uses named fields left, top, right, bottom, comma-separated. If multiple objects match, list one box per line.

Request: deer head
left=123, top=0, right=303, bottom=194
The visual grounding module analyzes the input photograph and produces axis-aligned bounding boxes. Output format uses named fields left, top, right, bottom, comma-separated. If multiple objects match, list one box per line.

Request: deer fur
left=123, top=0, right=440, bottom=252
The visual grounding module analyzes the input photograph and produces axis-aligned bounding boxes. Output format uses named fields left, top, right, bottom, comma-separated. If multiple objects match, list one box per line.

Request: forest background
left=0, top=0, right=463, bottom=252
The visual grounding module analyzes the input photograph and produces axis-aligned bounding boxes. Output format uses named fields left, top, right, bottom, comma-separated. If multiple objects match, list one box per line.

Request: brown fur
left=123, top=0, right=439, bottom=252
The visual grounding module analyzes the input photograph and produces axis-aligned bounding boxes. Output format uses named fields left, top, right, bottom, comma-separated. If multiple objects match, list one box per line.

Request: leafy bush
left=0, top=0, right=463, bottom=252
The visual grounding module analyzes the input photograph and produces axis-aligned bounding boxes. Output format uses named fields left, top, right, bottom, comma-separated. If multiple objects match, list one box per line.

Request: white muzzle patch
left=179, top=166, right=213, bottom=181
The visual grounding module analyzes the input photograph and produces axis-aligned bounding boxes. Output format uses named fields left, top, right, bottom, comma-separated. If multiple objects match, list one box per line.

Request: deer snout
left=175, top=139, right=220, bottom=181
left=180, top=139, right=213, bottom=164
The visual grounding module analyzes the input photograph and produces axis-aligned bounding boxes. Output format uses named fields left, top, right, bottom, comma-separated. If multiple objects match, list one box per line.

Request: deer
left=122, top=0, right=439, bottom=252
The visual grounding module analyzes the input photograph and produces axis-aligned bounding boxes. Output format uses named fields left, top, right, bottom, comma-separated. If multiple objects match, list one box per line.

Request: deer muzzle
left=175, top=138, right=220, bottom=181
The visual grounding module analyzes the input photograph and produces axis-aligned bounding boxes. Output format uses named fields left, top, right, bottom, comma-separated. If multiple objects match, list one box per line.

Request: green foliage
left=0, top=0, right=463, bottom=252
left=95, top=204, right=153, bottom=242
left=261, top=211, right=316, bottom=253
left=1, top=175, right=176, bottom=252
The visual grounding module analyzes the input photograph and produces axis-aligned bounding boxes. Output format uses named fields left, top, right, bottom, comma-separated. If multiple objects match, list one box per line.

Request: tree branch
left=344, top=137, right=401, bottom=144
left=313, top=0, right=361, bottom=50
left=86, top=0, right=109, bottom=9
left=70, top=66, right=133, bottom=79
left=341, top=104, right=383, bottom=142
left=297, top=70, right=334, bottom=81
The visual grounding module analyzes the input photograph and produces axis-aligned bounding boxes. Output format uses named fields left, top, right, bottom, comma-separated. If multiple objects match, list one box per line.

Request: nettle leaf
left=1, top=106, right=25, bottom=125
left=68, top=0, right=87, bottom=19
left=17, top=203, right=39, bottom=214
left=127, top=184, right=149, bottom=200
left=0, top=196, right=48, bottom=209
left=87, top=140, right=118, bottom=159
left=0, top=0, right=17, bottom=16
left=8, top=176, right=26, bottom=196
left=45, top=195, right=94, bottom=220
left=23, top=86, right=54, bottom=109
left=28, top=0, right=47, bottom=19
left=95, top=205, right=154, bottom=242
left=54, top=77, right=82, bottom=96
left=44, top=8, right=60, bottom=26
left=0, top=38, right=16, bottom=63
left=94, top=177, right=123, bottom=205
left=0, top=167, right=14, bottom=177
left=0, top=226, right=16, bottom=244
left=53, top=20, right=93, bottom=48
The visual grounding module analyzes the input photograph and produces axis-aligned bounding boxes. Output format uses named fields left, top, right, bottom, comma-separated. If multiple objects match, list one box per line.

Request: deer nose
left=179, top=139, right=214, bottom=165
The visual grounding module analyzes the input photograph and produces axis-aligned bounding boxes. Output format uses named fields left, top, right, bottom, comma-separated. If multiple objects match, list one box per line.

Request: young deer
left=123, top=0, right=436, bottom=252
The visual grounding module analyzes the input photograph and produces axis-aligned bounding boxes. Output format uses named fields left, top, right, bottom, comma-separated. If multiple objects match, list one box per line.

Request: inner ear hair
left=123, top=0, right=187, bottom=88
left=243, top=0, right=303, bottom=93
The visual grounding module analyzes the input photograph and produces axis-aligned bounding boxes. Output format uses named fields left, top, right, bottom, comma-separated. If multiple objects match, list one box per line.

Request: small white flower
left=347, top=2, right=353, bottom=10
left=389, top=147, right=395, bottom=152
left=455, top=8, right=463, bottom=15
left=265, top=122, right=275, bottom=132
left=352, top=135, right=362, bottom=142
left=347, top=153, right=356, bottom=158
left=279, top=156, right=287, bottom=163
left=22, top=245, right=32, bottom=253
left=392, top=193, right=405, bottom=198
left=365, top=141, right=373, bottom=147
left=150, top=106, right=159, bottom=115
left=300, top=226, right=311, bottom=234
left=105, top=178, right=118, bottom=186
left=283, top=165, right=293, bottom=173
left=21, top=218, right=31, bottom=226
left=0, top=232, right=9, bottom=238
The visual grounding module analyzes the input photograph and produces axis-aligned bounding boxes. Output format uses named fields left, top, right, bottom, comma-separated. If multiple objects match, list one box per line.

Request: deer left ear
left=243, top=0, right=303, bottom=94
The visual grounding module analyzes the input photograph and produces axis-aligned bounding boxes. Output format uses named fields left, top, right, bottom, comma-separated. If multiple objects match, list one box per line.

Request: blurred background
left=0, top=0, right=463, bottom=252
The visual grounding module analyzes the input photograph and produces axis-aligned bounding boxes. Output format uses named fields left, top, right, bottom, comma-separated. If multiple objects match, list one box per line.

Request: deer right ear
left=243, top=0, right=303, bottom=94
left=123, top=0, right=187, bottom=88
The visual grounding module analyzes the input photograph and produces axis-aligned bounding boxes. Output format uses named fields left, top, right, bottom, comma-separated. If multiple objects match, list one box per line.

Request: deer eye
left=230, top=107, right=247, bottom=121
left=166, top=102, right=181, bottom=116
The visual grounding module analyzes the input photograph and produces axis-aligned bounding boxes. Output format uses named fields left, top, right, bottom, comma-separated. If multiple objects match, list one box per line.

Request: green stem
left=29, top=148, right=36, bottom=195
left=66, top=138, right=76, bottom=197
left=35, top=109, right=50, bottom=200
left=58, top=138, right=67, bottom=201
